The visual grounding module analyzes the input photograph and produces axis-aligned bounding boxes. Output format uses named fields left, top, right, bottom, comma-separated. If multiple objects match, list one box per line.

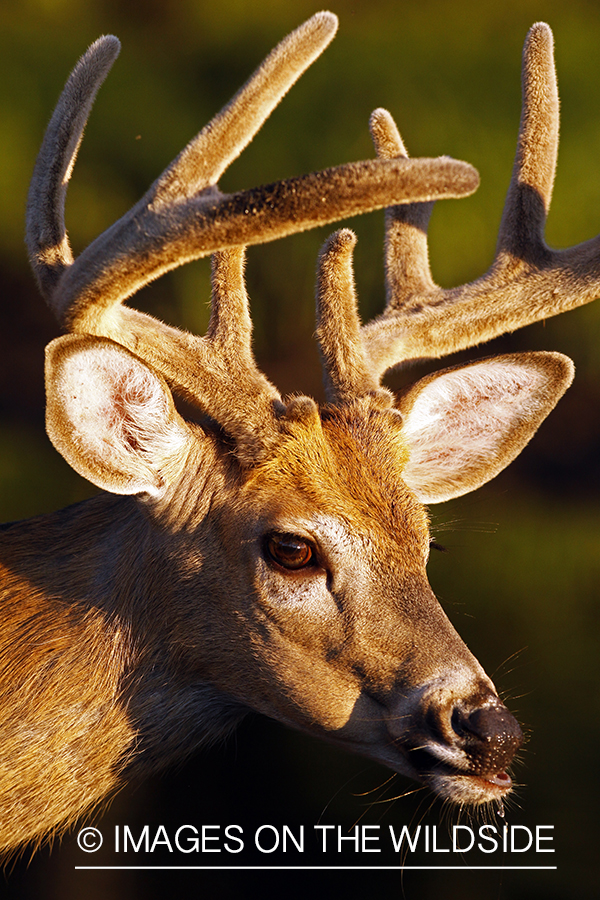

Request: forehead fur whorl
left=246, top=396, right=426, bottom=539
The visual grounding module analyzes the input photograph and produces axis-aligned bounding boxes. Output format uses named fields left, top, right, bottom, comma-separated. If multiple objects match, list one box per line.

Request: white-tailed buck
left=0, top=13, right=597, bottom=853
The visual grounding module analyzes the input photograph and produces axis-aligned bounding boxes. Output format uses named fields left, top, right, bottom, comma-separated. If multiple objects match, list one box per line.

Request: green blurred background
left=1, top=0, right=600, bottom=897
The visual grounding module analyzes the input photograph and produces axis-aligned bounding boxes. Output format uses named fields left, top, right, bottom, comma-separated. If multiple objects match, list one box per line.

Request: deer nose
left=451, top=702, right=523, bottom=773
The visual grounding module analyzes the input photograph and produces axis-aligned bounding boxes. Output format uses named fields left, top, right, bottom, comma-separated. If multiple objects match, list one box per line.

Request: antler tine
left=26, top=35, right=121, bottom=298
left=153, top=11, right=339, bottom=202
left=496, top=22, right=558, bottom=261
left=369, top=107, right=437, bottom=305
left=315, top=229, right=385, bottom=405
left=204, top=247, right=284, bottom=456
left=360, top=21, right=600, bottom=382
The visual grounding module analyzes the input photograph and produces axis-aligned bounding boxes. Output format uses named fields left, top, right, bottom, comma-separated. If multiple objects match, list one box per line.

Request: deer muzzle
left=387, top=677, right=523, bottom=804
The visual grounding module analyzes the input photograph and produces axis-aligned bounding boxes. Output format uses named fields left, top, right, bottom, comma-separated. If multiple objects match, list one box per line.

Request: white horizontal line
left=75, top=865, right=558, bottom=871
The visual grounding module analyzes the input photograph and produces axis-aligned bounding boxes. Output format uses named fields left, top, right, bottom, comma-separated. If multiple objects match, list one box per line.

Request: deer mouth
left=427, top=769, right=514, bottom=804
left=405, top=746, right=516, bottom=804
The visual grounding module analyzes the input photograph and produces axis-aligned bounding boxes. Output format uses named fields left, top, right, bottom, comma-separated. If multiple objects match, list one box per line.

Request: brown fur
left=2, top=14, right=592, bottom=854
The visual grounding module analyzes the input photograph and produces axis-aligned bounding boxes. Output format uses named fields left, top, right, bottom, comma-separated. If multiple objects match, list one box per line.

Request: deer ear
left=397, top=352, right=573, bottom=504
left=45, top=335, right=193, bottom=496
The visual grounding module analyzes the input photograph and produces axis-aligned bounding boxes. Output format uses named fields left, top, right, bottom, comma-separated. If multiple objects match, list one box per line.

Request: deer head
left=4, top=13, right=596, bottom=852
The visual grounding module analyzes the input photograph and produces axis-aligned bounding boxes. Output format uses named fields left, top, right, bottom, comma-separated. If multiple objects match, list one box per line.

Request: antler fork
left=316, top=22, right=600, bottom=400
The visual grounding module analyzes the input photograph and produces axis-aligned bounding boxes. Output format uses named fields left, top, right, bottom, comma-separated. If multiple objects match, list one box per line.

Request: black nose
left=452, top=703, right=523, bottom=774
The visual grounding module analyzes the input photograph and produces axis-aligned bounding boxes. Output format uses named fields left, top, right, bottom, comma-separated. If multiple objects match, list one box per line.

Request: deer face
left=206, top=400, right=522, bottom=804
left=113, top=390, right=523, bottom=805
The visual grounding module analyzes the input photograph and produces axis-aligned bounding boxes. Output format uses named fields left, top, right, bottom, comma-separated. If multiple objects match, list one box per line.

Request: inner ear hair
left=45, top=335, right=193, bottom=497
left=397, top=351, right=574, bottom=504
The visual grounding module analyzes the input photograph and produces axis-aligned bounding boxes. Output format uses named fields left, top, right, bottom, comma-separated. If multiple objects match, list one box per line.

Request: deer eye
left=264, top=533, right=316, bottom=570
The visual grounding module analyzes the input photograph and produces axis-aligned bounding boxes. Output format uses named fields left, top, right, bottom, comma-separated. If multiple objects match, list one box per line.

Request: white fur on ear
left=46, top=335, right=192, bottom=496
left=398, top=352, right=573, bottom=503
